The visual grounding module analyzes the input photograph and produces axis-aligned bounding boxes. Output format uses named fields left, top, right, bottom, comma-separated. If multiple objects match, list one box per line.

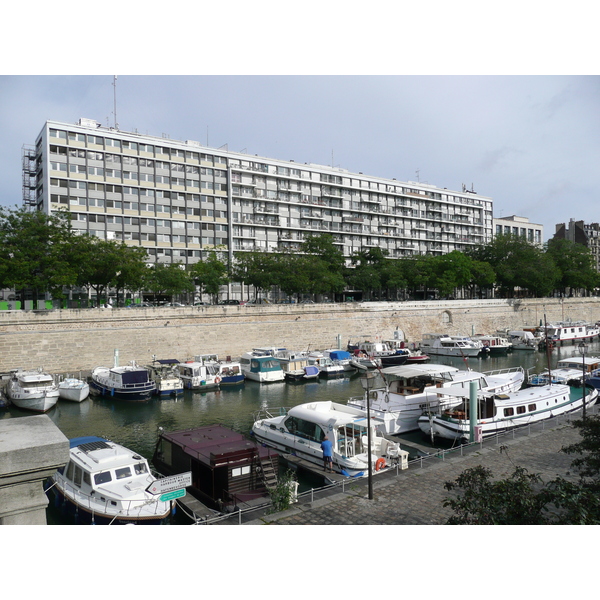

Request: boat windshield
left=134, top=462, right=148, bottom=475
left=116, top=467, right=132, bottom=479
left=94, top=471, right=112, bottom=485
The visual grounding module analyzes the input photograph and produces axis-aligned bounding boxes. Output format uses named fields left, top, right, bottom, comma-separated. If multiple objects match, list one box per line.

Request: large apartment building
left=493, top=215, right=544, bottom=245
left=24, top=118, right=494, bottom=267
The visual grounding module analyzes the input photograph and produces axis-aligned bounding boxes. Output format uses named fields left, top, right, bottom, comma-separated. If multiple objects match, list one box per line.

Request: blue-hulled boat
left=90, top=351, right=155, bottom=401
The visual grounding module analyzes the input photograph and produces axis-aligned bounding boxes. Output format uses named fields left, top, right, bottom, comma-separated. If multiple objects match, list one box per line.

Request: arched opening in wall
left=442, top=310, right=452, bottom=325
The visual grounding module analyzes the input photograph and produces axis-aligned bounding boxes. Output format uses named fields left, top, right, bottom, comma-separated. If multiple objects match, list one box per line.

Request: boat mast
left=544, top=314, right=552, bottom=385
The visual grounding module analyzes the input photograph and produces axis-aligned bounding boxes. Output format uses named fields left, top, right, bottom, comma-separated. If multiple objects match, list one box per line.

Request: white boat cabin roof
left=69, top=437, right=148, bottom=474
left=381, top=364, right=458, bottom=379
left=557, top=356, right=600, bottom=369
left=289, top=401, right=371, bottom=428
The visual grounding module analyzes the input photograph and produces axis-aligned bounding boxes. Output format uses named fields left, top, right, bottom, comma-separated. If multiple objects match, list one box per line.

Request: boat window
left=517, top=406, right=526, bottom=414
left=232, top=466, right=251, bottom=477
left=116, top=466, right=132, bottom=479
left=134, top=462, right=148, bottom=475
left=73, top=465, right=83, bottom=487
left=504, top=407, right=514, bottom=417
left=94, top=471, right=112, bottom=485
left=65, top=461, right=74, bottom=481
left=285, top=416, right=325, bottom=442
left=83, top=471, right=91, bottom=486
left=528, top=404, right=536, bottom=411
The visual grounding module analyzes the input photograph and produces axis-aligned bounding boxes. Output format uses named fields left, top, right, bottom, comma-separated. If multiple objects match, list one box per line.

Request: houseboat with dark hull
left=152, top=425, right=280, bottom=512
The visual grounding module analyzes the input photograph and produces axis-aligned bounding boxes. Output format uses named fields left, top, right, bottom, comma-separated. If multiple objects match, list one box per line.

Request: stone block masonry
left=0, top=298, right=598, bottom=374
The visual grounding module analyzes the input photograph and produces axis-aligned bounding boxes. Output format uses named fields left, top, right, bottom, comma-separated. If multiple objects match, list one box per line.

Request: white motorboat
left=419, top=333, right=484, bottom=357
left=58, top=377, right=90, bottom=402
left=529, top=356, right=600, bottom=386
left=280, top=354, right=320, bottom=381
left=322, top=349, right=355, bottom=371
left=418, top=384, right=599, bottom=442
left=539, top=321, right=600, bottom=344
left=471, top=334, right=512, bottom=355
left=240, top=348, right=286, bottom=383
left=7, top=368, right=59, bottom=412
left=308, top=352, right=344, bottom=376
left=194, top=354, right=245, bottom=385
left=505, top=330, right=541, bottom=351
left=48, top=436, right=173, bottom=525
left=176, top=360, right=220, bottom=390
left=347, top=364, right=525, bottom=435
left=251, top=401, right=408, bottom=477
left=146, top=359, right=184, bottom=396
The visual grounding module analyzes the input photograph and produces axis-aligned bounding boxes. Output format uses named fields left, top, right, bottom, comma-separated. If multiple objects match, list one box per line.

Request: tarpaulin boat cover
left=329, top=350, right=350, bottom=361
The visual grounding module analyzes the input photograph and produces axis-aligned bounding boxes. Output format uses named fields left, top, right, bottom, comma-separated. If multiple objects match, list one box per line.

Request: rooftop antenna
left=416, top=169, right=420, bottom=182
left=112, top=76, right=119, bottom=130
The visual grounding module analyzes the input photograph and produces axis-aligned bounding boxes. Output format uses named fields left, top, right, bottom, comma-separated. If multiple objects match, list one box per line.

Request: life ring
left=375, top=457, right=386, bottom=471
left=215, top=376, right=221, bottom=384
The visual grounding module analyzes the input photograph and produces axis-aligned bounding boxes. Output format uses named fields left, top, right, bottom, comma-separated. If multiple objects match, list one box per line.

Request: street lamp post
left=579, top=340, right=588, bottom=421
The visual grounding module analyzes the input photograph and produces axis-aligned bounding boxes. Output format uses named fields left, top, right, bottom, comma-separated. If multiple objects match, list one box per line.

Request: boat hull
left=89, top=380, right=154, bottom=402
left=58, top=382, right=90, bottom=402
left=48, top=483, right=172, bottom=525
left=10, top=392, right=59, bottom=412
left=418, top=385, right=598, bottom=442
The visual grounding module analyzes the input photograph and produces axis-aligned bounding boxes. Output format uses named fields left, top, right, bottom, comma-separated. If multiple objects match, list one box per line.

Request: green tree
left=546, top=238, right=599, bottom=296
left=469, top=234, right=559, bottom=297
left=0, top=207, right=77, bottom=301
left=190, top=250, right=230, bottom=304
left=346, top=247, right=388, bottom=300
left=231, top=251, right=278, bottom=300
left=443, top=465, right=551, bottom=524
left=145, top=262, right=194, bottom=303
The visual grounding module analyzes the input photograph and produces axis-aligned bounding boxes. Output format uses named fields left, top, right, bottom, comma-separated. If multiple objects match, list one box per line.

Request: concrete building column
left=0, top=415, right=69, bottom=525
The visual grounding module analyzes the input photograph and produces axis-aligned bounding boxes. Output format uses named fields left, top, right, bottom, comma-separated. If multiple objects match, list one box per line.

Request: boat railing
left=253, top=406, right=290, bottom=421
left=54, top=476, right=168, bottom=519
left=482, top=365, right=525, bottom=378
left=186, top=401, right=600, bottom=526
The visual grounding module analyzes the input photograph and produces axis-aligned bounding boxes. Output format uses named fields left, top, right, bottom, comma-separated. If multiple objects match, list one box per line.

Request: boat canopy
left=329, top=350, right=351, bottom=361
left=381, top=364, right=458, bottom=379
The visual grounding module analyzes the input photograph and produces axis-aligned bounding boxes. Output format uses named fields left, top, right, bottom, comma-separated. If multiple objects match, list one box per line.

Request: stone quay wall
left=0, top=297, right=598, bottom=375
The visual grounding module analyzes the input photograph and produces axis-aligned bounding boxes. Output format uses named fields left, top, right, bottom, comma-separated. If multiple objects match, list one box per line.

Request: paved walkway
left=245, top=420, right=583, bottom=525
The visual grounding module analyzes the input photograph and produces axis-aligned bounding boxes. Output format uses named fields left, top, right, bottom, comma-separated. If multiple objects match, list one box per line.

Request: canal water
left=2, top=340, right=598, bottom=523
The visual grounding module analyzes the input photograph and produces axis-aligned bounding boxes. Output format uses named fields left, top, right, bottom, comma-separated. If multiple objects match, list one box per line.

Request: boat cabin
left=152, top=425, right=279, bottom=511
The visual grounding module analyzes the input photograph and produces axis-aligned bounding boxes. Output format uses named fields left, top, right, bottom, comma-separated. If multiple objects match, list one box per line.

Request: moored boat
left=419, top=333, right=483, bottom=357
left=48, top=436, right=173, bottom=524
left=176, top=360, right=220, bottom=390
left=194, top=354, right=245, bottom=386
left=347, top=364, right=525, bottom=435
left=471, top=334, right=512, bottom=355
left=146, top=359, right=184, bottom=396
left=308, top=351, right=344, bottom=376
left=539, top=321, right=600, bottom=344
left=251, top=401, right=409, bottom=477
left=7, top=368, right=59, bottom=412
left=58, top=377, right=90, bottom=402
left=90, top=361, right=155, bottom=402
left=152, top=425, right=285, bottom=513
left=240, top=349, right=285, bottom=383
left=418, top=384, right=598, bottom=443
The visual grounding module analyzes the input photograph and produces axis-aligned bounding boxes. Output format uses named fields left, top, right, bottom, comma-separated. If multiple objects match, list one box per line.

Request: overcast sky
left=2, top=6, right=598, bottom=243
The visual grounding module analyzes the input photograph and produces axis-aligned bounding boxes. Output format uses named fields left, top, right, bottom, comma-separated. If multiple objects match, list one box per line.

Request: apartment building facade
left=24, top=119, right=494, bottom=267
left=493, top=215, right=544, bottom=245
left=554, top=219, right=600, bottom=272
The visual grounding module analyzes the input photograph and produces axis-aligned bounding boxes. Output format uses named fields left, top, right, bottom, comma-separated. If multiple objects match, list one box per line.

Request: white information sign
left=146, top=472, right=192, bottom=495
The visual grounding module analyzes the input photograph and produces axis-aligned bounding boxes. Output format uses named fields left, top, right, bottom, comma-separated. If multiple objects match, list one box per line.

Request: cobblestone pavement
left=246, top=422, right=583, bottom=525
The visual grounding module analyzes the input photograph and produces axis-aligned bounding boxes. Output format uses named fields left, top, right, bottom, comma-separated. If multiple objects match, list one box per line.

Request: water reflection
left=2, top=341, right=599, bottom=463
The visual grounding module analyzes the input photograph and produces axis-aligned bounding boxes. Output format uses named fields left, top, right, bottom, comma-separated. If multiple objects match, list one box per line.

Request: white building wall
left=30, top=119, right=494, bottom=266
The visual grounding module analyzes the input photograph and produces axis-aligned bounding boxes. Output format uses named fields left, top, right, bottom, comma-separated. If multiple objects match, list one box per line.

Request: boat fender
left=215, top=376, right=221, bottom=384
left=340, top=469, right=350, bottom=476
left=375, top=457, right=386, bottom=471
